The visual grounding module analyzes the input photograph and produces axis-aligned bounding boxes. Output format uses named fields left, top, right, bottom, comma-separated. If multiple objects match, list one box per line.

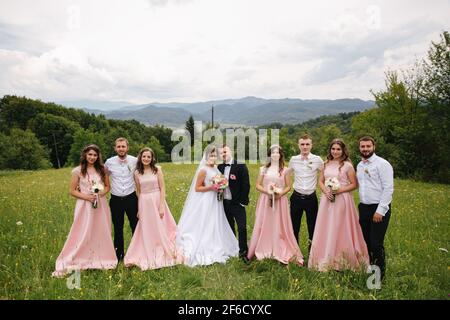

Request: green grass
left=0, top=164, right=449, bottom=299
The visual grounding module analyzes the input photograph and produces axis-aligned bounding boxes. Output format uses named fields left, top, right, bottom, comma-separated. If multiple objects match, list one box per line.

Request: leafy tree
left=28, top=113, right=80, bottom=168
left=310, top=124, right=343, bottom=157
left=68, top=128, right=108, bottom=166
left=0, top=129, right=51, bottom=170
left=148, top=136, right=169, bottom=162
left=185, top=115, right=195, bottom=147
left=351, top=31, right=450, bottom=182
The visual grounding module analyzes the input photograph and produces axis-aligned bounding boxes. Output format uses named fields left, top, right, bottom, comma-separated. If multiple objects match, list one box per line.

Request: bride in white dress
left=176, top=145, right=239, bottom=267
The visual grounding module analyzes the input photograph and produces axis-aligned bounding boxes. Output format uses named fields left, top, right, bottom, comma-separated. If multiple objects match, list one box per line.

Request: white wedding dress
left=176, top=157, right=239, bottom=267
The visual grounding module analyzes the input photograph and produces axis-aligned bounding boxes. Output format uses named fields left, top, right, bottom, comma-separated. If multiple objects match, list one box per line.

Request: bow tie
left=224, top=163, right=231, bottom=167
left=362, top=159, right=370, bottom=164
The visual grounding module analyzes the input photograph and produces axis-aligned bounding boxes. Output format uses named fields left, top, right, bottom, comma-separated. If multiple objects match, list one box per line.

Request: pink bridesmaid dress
left=308, top=161, right=369, bottom=271
left=248, top=168, right=304, bottom=265
left=52, top=167, right=117, bottom=277
left=124, top=170, right=183, bottom=270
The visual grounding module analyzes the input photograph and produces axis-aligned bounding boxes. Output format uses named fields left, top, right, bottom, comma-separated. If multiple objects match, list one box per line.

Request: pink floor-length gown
left=248, top=168, right=304, bottom=265
left=308, top=161, right=369, bottom=271
left=124, top=170, right=183, bottom=270
left=52, top=167, right=117, bottom=277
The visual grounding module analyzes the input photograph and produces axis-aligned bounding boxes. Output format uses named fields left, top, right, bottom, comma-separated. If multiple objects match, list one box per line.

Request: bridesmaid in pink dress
left=124, top=148, right=183, bottom=270
left=248, top=145, right=303, bottom=265
left=308, top=139, right=369, bottom=272
left=52, top=145, right=117, bottom=277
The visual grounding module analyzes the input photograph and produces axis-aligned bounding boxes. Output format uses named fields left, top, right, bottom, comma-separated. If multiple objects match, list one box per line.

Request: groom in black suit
left=218, top=144, right=250, bottom=263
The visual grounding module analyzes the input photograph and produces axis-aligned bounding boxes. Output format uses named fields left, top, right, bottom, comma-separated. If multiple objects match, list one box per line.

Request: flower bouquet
left=90, top=180, right=104, bottom=209
left=325, top=177, right=340, bottom=202
left=211, top=174, right=229, bottom=201
left=268, top=183, right=283, bottom=207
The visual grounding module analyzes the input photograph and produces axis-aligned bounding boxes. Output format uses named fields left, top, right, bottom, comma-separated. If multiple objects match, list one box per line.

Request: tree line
left=0, top=96, right=174, bottom=169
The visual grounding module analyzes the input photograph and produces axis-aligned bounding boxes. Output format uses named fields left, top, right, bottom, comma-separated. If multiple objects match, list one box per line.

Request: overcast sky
left=0, top=0, right=448, bottom=105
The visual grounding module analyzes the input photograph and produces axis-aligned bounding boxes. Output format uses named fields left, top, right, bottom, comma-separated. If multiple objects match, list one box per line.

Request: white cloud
left=0, top=0, right=449, bottom=104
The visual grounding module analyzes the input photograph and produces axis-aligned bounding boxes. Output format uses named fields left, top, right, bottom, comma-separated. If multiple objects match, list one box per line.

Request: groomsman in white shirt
left=357, top=136, right=394, bottom=280
left=287, top=134, right=324, bottom=252
left=104, top=137, right=138, bottom=261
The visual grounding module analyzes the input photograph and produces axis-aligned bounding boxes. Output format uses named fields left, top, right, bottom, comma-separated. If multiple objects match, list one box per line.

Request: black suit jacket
left=218, top=160, right=250, bottom=206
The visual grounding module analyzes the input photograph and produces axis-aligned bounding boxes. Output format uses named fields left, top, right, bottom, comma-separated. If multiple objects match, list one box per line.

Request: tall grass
left=0, top=164, right=448, bottom=299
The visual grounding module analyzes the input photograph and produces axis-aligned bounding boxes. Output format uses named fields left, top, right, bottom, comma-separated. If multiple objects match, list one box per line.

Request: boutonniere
left=307, top=161, right=313, bottom=170
left=364, top=168, right=371, bottom=177
left=127, top=164, right=132, bottom=172
left=230, top=174, right=236, bottom=180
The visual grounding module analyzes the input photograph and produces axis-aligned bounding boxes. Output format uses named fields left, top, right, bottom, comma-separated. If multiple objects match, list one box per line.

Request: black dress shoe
left=239, top=252, right=250, bottom=264
left=241, top=255, right=250, bottom=264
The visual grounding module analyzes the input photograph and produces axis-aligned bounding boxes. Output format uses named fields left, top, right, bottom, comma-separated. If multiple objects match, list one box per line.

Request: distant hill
left=56, top=99, right=136, bottom=112
left=107, top=105, right=193, bottom=127
left=114, top=97, right=376, bottom=127
left=59, top=96, right=375, bottom=127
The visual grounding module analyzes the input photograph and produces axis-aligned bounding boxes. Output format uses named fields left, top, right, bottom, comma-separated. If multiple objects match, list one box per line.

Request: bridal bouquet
left=211, top=174, right=229, bottom=201
left=325, top=177, right=340, bottom=203
left=90, top=180, right=104, bottom=209
left=268, top=183, right=283, bottom=207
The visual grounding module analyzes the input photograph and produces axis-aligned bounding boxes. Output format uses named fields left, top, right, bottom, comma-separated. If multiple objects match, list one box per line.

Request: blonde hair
left=115, top=137, right=129, bottom=146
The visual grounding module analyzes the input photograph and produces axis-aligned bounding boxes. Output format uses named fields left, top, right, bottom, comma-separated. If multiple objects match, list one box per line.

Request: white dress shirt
left=104, top=155, right=138, bottom=197
left=288, top=153, right=324, bottom=195
left=223, top=158, right=233, bottom=200
left=357, top=153, right=394, bottom=216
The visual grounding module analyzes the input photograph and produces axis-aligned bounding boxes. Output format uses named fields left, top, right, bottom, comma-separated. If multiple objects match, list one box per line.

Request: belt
left=111, top=192, right=136, bottom=200
left=293, top=190, right=316, bottom=199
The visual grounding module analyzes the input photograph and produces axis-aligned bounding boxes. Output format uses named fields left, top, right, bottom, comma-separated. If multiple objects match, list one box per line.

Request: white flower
left=325, top=177, right=340, bottom=191
left=16, top=221, right=23, bottom=226
left=268, top=183, right=282, bottom=195
left=90, top=181, right=104, bottom=194
left=21, top=245, right=27, bottom=249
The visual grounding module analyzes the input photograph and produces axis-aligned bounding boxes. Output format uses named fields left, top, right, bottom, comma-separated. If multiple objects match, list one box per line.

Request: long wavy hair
left=264, top=144, right=285, bottom=176
left=325, top=138, right=351, bottom=172
left=136, top=147, right=158, bottom=175
left=80, top=144, right=106, bottom=183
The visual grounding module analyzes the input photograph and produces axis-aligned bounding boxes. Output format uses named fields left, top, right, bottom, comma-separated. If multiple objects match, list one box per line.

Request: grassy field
left=0, top=163, right=448, bottom=300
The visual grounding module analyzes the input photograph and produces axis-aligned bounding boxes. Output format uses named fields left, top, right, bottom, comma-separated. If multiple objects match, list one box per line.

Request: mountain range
left=57, top=97, right=375, bottom=128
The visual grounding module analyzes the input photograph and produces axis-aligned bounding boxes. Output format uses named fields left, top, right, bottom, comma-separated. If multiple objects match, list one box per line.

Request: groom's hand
left=373, top=213, right=383, bottom=223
